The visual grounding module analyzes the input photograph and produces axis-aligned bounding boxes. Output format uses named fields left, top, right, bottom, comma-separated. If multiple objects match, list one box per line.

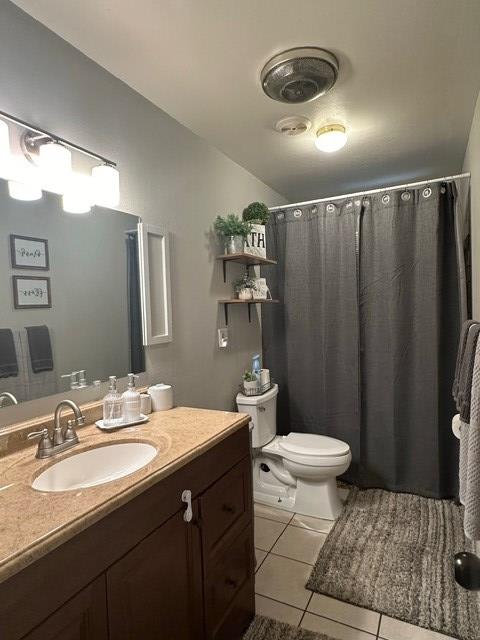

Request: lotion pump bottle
left=122, top=373, right=141, bottom=423
left=103, top=376, right=123, bottom=427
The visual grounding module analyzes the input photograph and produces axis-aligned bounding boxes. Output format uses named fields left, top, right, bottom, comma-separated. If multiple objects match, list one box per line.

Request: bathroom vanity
left=0, top=407, right=253, bottom=640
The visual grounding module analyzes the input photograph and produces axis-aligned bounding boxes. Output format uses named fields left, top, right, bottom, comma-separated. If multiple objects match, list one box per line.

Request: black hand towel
left=0, top=329, right=18, bottom=378
left=26, top=325, right=53, bottom=373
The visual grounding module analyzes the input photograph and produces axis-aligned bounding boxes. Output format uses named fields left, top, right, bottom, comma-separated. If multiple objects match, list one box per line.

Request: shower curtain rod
left=268, top=171, right=470, bottom=212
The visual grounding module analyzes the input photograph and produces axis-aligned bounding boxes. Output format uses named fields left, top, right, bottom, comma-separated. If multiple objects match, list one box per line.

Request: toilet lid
left=279, top=432, right=350, bottom=457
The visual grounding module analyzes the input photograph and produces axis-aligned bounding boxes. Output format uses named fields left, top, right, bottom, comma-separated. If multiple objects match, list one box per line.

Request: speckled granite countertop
left=0, top=407, right=249, bottom=584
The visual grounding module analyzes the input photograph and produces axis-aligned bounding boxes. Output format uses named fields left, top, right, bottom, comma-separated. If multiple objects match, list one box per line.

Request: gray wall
left=0, top=1, right=286, bottom=423
left=463, top=89, right=480, bottom=319
left=0, top=180, right=137, bottom=399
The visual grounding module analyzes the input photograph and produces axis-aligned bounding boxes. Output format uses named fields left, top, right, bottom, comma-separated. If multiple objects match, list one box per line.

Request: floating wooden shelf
left=216, top=253, right=277, bottom=282
left=218, top=298, right=279, bottom=324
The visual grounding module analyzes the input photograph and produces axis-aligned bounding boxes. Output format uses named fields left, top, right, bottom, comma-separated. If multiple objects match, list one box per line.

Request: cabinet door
left=107, top=507, right=203, bottom=640
left=21, top=576, right=108, bottom=640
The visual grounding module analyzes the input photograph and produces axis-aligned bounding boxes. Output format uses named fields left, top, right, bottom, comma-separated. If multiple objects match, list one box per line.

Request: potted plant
left=243, top=370, right=258, bottom=393
left=233, top=273, right=257, bottom=300
left=214, top=214, right=252, bottom=255
left=242, top=202, right=269, bottom=258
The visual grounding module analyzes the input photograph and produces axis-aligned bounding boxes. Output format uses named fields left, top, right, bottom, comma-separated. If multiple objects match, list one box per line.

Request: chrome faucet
left=0, top=392, right=18, bottom=407
left=28, top=399, right=85, bottom=459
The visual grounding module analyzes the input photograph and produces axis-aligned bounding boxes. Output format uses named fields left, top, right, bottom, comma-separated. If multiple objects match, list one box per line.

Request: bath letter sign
left=244, top=224, right=266, bottom=258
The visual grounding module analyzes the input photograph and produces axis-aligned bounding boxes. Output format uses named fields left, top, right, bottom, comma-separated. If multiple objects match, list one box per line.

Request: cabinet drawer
left=200, top=455, right=252, bottom=552
left=204, top=525, right=254, bottom=637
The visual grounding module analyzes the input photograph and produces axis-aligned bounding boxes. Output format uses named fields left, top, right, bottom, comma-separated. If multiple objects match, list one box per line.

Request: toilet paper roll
left=452, top=413, right=462, bottom=440
left=148, top=384, right=174, bottom=412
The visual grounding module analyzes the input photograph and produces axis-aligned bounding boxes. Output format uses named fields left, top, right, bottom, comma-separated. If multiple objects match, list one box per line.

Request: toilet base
left=253, top=456, right=344, bottom=520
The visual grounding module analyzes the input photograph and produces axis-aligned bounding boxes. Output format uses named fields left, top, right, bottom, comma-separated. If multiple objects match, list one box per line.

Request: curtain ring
left=293, top=208, right=302, bottom=218
left=422, top=186, right=432, bottom=198
left=401, top=190, right=411, bottom=201
left=382, top=194, right=390, bottom=205
left=311, top=205, right=318, bottom=214
left=326, top=203, right=335, bottom=213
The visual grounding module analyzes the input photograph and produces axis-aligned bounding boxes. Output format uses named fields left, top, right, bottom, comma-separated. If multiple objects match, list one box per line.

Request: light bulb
left=62, top=173, right=93, bottom=214
left=39, top=140, right=72, bottom=192
left=315, top=124, right=347, bottom=153
left=91, top=163, right=119, bottom=207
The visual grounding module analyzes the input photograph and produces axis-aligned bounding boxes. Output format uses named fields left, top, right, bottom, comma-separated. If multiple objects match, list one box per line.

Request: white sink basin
left=32, top=442, right=157, bottom=492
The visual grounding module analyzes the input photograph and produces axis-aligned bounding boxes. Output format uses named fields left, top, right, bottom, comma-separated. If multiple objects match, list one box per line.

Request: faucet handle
left=27, top=428, right=53, bottom=456
left=65, top=419, right=80, bottom=443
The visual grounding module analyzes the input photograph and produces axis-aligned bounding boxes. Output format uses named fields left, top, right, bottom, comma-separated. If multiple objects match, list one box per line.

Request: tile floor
left=253, top=498, right=456, bottom=640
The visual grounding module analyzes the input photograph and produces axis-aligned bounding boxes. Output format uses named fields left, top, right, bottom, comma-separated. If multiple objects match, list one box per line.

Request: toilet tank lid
left=279, top=432, right=350, bottom=456
left=236, top=383, right=278, bottom=406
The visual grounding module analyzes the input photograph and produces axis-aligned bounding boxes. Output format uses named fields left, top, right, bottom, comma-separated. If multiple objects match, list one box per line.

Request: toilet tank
left=236, top=383, right=278, bottom=449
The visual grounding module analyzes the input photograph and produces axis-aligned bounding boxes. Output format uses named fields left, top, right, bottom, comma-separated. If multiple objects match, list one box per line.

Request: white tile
left=255, top=548, right=267, bottom=572
left=308, top=594, right=380, bottom=634
left=379, top=616, right=456, bottom=640
left=254, top=517, right=286, bottom=551
left=272, top=525, right=327, bottom=565
left=290, top=513, right=334, bottom=533
left=254, top=502, right=293, bottom=524
left=301, top=612, right=376, bottom=640
left=255, top=553, right=312, bottom=609
left=255, top=594, right=303, bottom=626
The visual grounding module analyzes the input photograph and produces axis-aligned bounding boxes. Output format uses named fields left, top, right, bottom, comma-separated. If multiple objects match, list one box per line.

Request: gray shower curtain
left=262, top=182, right=468, bottom=498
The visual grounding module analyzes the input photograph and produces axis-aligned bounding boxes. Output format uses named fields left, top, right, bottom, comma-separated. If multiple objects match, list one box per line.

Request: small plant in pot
left=243, top=370, right=258, bottom=393
left=233, top=273, right=257, bottom=301
left=242, top=202, right=269, bottom=258
left=214, top=214, right=252, bottom=255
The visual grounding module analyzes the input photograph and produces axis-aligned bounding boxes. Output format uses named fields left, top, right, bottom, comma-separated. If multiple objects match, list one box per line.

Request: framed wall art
left=10, top=235, right=49, bottom=270
left=12, top=275, right=52, bottom=309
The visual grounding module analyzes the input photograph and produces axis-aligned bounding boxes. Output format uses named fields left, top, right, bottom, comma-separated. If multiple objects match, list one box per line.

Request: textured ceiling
left=12, top=0, right=480, bottom=202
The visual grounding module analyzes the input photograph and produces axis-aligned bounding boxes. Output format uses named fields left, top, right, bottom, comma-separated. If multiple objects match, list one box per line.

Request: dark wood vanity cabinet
left=0, top=425, right=254, bottom=640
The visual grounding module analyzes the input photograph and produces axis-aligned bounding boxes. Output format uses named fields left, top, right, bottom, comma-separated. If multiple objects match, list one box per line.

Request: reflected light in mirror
left=7, top=158, right=42, bottom=200
left=92, top=163, right=120, bottom=208
left=39, top=141, right=72, bottom=192
left=62, top=173, right=92, bottom=214
left=8, top=179, right=42, bottom=201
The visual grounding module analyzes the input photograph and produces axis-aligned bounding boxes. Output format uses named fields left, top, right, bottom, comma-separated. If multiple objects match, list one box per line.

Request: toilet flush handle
left=258, top=407, right=266, bottom=412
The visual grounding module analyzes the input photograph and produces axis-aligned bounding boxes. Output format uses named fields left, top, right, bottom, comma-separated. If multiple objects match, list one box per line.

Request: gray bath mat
left=244, top=615, right=334, bottom=640
left=306, top=487, right=480, bottom=640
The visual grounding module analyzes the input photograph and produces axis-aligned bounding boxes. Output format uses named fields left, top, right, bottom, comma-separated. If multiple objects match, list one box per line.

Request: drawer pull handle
left=225, top=577, right=237, bottom=588
left=222, top=503, right=235, bottom=514
left=182, top=489, right=193, bottom=523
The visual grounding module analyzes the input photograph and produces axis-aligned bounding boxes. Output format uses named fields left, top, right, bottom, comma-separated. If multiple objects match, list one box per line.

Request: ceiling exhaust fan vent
left=274, top=116, right=311, bottom=136
left=261, top=47, right=339, bottom=104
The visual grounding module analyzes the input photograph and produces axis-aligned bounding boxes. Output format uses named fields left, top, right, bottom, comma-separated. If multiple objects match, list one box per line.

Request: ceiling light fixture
left=315, top=124, right=347, bottom=152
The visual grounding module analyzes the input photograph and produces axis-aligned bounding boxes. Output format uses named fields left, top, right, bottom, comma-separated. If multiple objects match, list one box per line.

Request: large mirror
left=0, top=178, right=145, bottom=410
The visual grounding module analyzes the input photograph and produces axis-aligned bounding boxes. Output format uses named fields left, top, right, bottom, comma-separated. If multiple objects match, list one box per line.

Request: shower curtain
left=262, top=182, right=469, bottom=498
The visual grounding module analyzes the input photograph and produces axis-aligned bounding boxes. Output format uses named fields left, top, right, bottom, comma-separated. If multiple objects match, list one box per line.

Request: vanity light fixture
left=315, top=124, right=347, bottom=152
left=0, top=109, right=119, bottom=210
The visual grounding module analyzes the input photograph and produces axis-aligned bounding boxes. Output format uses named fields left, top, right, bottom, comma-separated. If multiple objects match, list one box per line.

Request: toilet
left=236, top=383, right=351, bottom=520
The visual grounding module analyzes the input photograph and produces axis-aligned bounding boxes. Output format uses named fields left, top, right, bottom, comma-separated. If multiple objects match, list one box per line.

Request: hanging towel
left=453, top=319, right=478, bottom=402
left=457, top=323, right=480, bottom=421
left=25, top=325, right=53, bottom=373
left=0, top=329, right=19, bottom=378
left=464, top=339, right=480, bottom=540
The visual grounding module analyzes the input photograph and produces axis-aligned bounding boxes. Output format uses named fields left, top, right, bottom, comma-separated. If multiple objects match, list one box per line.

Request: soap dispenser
left=122, top=373, right=141, bottom=423
left=103, top=376, right=123, bottom=427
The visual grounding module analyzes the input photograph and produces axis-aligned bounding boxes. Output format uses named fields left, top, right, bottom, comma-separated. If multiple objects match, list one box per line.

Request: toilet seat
left=279, top=433, right=350, bottom=457
left=262, top=434, right=351, bottom=468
